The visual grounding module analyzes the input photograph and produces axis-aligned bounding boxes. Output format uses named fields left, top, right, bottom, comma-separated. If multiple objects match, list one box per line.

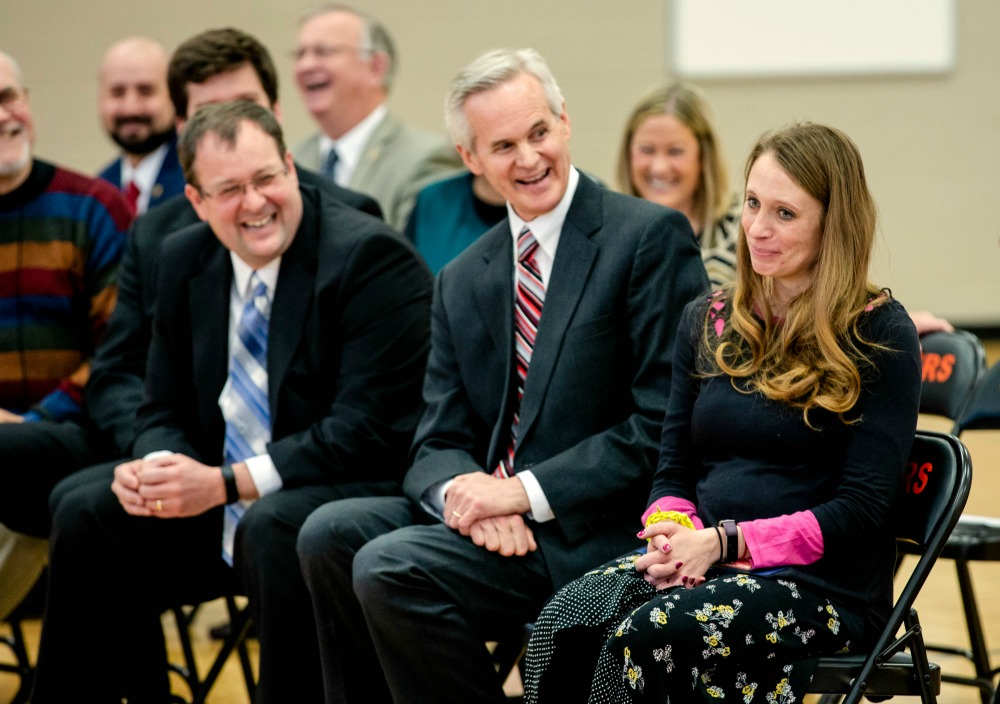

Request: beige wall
left=3, top=0, right=997, bottom=325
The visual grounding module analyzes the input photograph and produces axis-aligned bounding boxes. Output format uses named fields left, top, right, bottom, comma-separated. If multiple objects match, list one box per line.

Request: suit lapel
left=268, top=197, right=318, bottom=419
left=474, top=227, right=514, bottom=359
left=349, top=114, right=398, bottom=192
left=190, top=242, right=232, bottom=414
left=474, top=226, right=517, bottom=465
left=516, top=178, right=602, bottom=437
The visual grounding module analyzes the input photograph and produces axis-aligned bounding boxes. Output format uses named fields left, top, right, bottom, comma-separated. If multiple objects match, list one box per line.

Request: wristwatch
left=718, top=519, right=738, bottom=562
left=220, top=463, right=240, bottom=505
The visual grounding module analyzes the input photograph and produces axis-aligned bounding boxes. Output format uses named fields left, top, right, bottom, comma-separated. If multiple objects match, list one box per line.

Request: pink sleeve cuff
left=740, top=510, right=824, bottom=569
left=641, top=496, right=705, bottom=530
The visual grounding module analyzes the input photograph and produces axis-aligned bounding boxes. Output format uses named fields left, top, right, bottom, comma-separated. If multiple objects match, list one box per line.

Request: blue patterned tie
left=219, top=274, right=271, bottom=565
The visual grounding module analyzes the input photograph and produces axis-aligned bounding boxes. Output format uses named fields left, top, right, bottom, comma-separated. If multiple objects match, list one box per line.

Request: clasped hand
left=443, top=472, right=536, bottom=556
left=636, top=521, right=719, bottom=590
left=112, top=453, right=224, bottom=518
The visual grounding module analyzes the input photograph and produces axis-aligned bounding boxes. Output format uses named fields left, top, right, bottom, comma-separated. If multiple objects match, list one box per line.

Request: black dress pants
left=32, top=469, right=400, bottom=704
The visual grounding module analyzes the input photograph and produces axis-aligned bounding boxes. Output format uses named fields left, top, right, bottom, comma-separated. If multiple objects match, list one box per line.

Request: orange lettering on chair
left=921, top=353, right=955, bottom=383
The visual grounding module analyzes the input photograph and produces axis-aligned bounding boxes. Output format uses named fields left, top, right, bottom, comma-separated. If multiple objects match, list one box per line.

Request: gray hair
left=445, top=48, right=564, bottom=151
left=300, top=3, right=396, bottom=92
left=0, top=51, right=25, bottom=87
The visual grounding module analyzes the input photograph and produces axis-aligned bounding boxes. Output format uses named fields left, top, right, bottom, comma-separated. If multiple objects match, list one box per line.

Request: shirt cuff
left=245, top=454, right=282, bottom=497
left=739, top=510, right=824, bottom=569
left=517, top=470, right=554, bottom=523
left=420, top=478, right=453, bottom=521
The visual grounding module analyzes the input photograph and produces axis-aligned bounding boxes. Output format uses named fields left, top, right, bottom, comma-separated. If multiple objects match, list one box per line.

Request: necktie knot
left=249, top=277, right=270, bottom=318
left=517, top=227, right=538, bottom=264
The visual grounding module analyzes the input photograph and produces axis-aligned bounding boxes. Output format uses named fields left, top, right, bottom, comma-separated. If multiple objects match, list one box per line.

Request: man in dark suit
left=32, top=102, right=431, bottom=704
left=0, top=26, right=383, bottom=571
left=84, top=27, right=382, bottom=460
left=96, top=37, right=184, bottom=213
left=296, top=48, right=709, bottom=704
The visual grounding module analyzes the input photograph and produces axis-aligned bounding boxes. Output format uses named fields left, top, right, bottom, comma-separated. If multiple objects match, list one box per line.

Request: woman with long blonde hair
left=525, top=123, right=922, bottom=704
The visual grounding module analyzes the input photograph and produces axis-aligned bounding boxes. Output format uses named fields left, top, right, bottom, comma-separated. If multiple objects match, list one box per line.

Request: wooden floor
left=3, top=345, right=999, bottom=704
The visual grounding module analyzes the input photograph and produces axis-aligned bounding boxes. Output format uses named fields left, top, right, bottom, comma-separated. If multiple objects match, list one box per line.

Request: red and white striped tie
left=496, top=226, right=545, bottom=478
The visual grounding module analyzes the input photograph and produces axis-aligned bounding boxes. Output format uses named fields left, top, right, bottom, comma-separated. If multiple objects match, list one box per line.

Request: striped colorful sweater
left=0, top=159, right=131, bottom=421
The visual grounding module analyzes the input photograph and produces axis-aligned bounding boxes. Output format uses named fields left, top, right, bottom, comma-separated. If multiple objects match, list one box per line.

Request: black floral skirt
left=524, top=551, right=861, bottom=704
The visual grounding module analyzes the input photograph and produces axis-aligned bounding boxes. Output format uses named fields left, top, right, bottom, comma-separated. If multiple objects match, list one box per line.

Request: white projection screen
left=672, top=0, right=955, bottom=78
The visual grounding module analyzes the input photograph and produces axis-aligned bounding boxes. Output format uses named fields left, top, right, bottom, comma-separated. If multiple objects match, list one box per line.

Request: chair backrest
left=955, top=358, right=1000, bottom=433
left=918, top=330, right=986, bottom=428
left=831, top=430, right=971, bottom=704
left=896, top=430, right=971, bottom=551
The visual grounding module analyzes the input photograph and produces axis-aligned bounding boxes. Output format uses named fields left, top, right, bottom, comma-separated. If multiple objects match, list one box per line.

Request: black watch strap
left=719, top=519, right=738, bottom=561
left=220, top=463, right=240, bottom=505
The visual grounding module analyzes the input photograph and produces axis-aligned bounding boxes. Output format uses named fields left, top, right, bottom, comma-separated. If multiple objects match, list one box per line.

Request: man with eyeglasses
left=0, top=50, right=130, bottom=618
left=32, top=100, right=433, bottom=704
left=292, top=4, right=462, bottom=231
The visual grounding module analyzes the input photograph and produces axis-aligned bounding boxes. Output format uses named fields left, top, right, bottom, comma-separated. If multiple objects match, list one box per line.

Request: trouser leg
left=297, top=494, right=415, bottom=704
left=32, top=464, right=230, bottom=704
left=353, top=520, right=555, bottom=704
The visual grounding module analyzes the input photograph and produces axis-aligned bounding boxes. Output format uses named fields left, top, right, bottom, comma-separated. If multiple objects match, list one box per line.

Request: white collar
left=318, top=103, right=388, bottom=184
left=229, top=254, right=281, bottom=299
left=506, top=166, right=580, bottom=263
left=120, top=142, right=171, bottom=211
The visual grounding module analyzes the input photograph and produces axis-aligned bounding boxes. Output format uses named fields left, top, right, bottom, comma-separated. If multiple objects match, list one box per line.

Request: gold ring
left=155, top=499, right=163, bottom=512
left=452, top=510, right=462, bottom=519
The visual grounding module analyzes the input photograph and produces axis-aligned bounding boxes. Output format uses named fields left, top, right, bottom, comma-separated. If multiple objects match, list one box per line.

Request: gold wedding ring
left=452, top=510, right=463, bottom=519
left=155, top=499, right=163, bottom=512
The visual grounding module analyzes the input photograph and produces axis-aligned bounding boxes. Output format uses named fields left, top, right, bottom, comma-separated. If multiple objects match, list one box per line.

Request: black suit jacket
left=402, top=175, right=709, bottom=587
left=84, top=165, right=382, bottom=455
left=133, top=185, right=431, bottom=485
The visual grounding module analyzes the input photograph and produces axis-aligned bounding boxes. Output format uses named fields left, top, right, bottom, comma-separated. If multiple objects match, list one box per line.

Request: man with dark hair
left=33, top=100, right=432, bottom=704
left=166, top=26, right=279, bottom=121
left=293, top=4, right=461, bottom=230
left=97, top=37, right=184, bottom=214
left=85, top=26, right=382, bottom=468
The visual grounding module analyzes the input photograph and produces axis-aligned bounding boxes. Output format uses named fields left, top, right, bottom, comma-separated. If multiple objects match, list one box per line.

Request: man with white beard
left=0, top=50, right=130, bottom=618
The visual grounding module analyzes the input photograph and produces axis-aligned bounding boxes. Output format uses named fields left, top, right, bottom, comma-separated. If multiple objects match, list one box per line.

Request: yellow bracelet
left=644, top=509, right=695, bottom=531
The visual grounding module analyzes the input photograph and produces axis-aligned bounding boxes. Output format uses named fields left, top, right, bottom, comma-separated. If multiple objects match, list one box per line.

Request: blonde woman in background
left=617, top=83, right=738, bottom=287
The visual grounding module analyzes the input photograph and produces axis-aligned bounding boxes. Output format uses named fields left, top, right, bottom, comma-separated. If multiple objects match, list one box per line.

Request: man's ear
left=455, top=143, right=482, bottom=176
left=369, top=50, right=390, bottom=87
left=184, top=182, right=209, bottom=222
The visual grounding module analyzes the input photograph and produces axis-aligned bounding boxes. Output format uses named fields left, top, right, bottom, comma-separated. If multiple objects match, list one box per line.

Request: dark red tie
left=124, top=181, right=140, bottom=216
left=495, top=226, right=545, bottom=478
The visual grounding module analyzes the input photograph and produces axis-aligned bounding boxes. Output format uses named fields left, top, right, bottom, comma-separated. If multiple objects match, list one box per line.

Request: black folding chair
left=902, top=359, right=1000, bottom=704
left=917, top=329, right=986, bottom=425
left=166, top=594, right=256, bottom=704
left=806, top=430, right=971, bottom=703
left=0, top=606, right=34, bottom=704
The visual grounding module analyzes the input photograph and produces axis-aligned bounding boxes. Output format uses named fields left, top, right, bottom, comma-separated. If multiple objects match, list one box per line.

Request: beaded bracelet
left=644, top=508, right=695, bottom=533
